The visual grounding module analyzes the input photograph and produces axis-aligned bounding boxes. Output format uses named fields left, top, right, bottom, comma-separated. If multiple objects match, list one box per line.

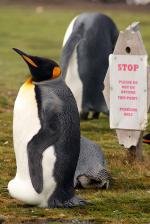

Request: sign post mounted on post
left=110, top=54, right=147, bottom=130
left=104, top=22, right=150, bottom=161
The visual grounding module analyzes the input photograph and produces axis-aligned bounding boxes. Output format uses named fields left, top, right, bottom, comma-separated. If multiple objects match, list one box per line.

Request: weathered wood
left=104, top=69, right=110, bottom=110
left=103, top=22, right=149, bottom=161
left=147, top=65, right=150, bottom=112
left=116, top=129, right=141, bottom=148
left=127, top=131, right=143, bottom=162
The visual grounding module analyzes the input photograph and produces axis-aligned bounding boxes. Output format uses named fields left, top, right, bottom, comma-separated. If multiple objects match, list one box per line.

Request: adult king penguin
left=8, top=48, right=86, bottom=208
left=61, top=12, right=118, bottom=120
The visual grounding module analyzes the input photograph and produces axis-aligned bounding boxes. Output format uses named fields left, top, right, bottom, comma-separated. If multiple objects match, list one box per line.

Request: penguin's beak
left=13, top=48, right=26, bottom=56
left=13, top=48, right=38, bottom=68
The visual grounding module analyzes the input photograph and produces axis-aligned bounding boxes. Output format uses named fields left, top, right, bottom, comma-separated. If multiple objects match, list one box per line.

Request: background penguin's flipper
left=60, top=22, right=84, bottom=79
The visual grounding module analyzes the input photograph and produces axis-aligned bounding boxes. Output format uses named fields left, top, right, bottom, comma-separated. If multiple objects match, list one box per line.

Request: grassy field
left=0, top=3, right=150, bottom=224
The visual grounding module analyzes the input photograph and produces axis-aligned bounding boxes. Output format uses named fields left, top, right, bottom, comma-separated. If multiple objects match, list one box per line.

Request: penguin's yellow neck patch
left=24, top=78, right=33, bottom=87
left=18, top=78, right=34, bottom=99
left=21, top=78, right=34, bottom=92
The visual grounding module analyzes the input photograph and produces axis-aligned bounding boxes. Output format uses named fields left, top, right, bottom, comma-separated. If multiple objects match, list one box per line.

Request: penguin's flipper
left=27, top=129, right=59, bottom=193
left=27, top=90, right=61, bottom=194
left=60, top=23, right=84, bottom=79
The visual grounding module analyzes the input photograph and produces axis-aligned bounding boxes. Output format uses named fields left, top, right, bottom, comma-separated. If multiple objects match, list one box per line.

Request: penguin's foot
left=80, top=112, right=89, bottom=120
left=98, top=180, right=110, bottom=189
left=64, top=196, right=87, bottom=208
left=48, top=196, right=87, bottom=208
left=92, top=112, right=100, bottom=119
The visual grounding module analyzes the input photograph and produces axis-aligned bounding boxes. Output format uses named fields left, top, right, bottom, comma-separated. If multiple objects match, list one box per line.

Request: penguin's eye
left=52, top=66, right=61, bottom=79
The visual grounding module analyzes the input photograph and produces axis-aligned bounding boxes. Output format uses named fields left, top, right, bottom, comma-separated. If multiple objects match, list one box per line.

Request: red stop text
left=118, top=64, right=139, bottom=72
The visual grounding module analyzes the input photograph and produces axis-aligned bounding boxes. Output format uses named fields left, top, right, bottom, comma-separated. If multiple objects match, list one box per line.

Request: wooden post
left=104, top=22, right=150, bottom=162
left=127, top=132, right=143, bottom=162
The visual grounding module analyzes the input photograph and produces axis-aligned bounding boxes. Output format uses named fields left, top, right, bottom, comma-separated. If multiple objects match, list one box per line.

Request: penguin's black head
left=13, top=48, right=61, bottom=82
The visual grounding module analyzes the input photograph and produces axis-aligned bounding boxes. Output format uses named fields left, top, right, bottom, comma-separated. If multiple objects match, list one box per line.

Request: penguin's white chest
left=13, top=81, right=41, bottom=178
left=62, top=15, right=83, bottom=113
left=65, top=48, right=83, bottom=113
left=8, top=81, right=56, bottom=207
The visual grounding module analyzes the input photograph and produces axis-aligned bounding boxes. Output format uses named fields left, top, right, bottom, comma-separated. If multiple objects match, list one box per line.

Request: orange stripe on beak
left=22, top=55, right=38, bottom=68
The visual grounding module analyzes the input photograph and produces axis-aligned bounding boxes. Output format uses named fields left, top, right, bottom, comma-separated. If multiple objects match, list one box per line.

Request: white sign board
left=109, top=54, right=147, bottom=130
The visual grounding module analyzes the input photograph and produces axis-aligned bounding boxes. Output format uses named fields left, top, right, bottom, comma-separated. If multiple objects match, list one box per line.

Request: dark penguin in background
left=8, top=49, right=86, bottom=208
left=61, top=12, right=118, bottom=120
left=143, top=133, right=150, bottom=144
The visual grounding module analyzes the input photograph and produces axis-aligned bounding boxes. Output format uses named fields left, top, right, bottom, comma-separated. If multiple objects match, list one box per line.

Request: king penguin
left=75, top=136, right=112, bottom=189
left=143, top=133, right=150, bottom=144
left=61, top=12, right=118, bottom=120
left=8, top=48, right=86, bottom=208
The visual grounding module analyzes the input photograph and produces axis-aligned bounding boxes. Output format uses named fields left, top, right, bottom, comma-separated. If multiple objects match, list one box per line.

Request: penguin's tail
left=60, top=22, right=85, bottom=79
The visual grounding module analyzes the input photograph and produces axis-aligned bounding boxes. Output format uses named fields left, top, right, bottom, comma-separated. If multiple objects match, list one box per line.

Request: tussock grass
left=0, top=3, right=150, bottom=224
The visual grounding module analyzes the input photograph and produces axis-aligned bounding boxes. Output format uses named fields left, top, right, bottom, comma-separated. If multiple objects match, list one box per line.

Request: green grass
left=0, top=3, right=150, bottom=224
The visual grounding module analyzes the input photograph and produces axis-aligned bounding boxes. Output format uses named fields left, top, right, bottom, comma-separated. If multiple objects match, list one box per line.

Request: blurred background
left=0, top=0, right=150, bottom=90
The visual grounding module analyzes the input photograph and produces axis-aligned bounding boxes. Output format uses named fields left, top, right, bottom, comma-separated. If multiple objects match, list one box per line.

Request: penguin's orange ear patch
left=52, top=66, right=61, bottom=78
left=22, top=55, right=38, bottom=68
